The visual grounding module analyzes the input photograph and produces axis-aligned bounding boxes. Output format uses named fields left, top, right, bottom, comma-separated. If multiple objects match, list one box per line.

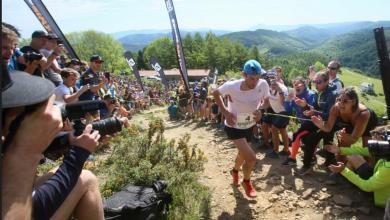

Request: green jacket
left=340, top=146, right=390, bottom=208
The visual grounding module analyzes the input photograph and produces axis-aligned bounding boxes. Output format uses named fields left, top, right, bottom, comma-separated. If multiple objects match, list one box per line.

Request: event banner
left=150, top=57, right=169, bottom=90
left=24, top=0, right=79, bottom=60
left=124, top=52, right=144, bottom=91
left=164, top=0, right=190, bottom=92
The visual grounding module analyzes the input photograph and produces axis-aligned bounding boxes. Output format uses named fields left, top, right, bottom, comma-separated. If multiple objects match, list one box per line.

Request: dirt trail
left=132, top=107, right=384, bottom=220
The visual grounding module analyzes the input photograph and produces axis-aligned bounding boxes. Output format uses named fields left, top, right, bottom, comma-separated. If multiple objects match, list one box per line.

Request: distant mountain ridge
left=113, top=28, right=231, bottom=51
left=251, top=21, right=390, bottom=33
left=115, top=21, right=390, bottom=75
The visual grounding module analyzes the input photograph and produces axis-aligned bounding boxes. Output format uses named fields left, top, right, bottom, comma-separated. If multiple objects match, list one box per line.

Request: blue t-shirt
left=168, top=104, right=178, bottom=119
left=8, top=48, right=23, bottom=71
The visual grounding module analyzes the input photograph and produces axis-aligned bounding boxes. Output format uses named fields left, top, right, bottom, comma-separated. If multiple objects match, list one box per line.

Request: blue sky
left=3, top=0, right=390, bottom=38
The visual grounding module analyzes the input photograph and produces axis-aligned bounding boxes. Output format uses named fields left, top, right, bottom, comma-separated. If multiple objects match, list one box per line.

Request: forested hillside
left=313, top=28, right=390, bottom=76
left=221, top=29, right=309, bottom=56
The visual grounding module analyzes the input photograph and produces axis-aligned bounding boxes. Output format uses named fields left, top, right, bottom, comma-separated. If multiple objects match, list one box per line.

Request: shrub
left=94, top=117, right=211, bottom=219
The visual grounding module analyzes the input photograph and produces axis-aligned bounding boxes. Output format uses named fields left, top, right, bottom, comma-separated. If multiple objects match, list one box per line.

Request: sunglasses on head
left=312, top=79, right=323, bottom=85
left=336, top=97, right=354, bottom=104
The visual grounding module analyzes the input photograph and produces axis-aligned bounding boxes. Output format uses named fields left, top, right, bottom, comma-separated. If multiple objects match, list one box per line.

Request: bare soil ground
left=131, top=108, right=385, bottom=220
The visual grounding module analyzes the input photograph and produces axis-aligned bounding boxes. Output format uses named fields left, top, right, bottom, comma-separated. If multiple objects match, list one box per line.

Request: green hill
left=313, top=28, right=390, bottom=76
left=221, top=27, right=390, bottom=77
left=222, top=29, right=309, bottom=56
left=284, top=26, right=331, bottom=45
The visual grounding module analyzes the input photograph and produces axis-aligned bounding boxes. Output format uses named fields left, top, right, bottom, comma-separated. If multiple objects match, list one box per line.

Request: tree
left=205, top=32, right=218, bottom=70
left=249, top=46, right=260, bottom=61
left=137, top=50, right=148, bottom=70
left=143, top=37, right=176, bottom=69
left=66, top=30, right=128, bottom=74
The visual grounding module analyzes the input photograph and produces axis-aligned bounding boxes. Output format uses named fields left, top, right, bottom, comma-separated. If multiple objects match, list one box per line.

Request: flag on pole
left=24, top=0, right=79, bottom=60
left=150, top=57, right=169, bottom=90
left=164, top=0, right=190, bottom=92
left=124, top=52, right=145, bottom=91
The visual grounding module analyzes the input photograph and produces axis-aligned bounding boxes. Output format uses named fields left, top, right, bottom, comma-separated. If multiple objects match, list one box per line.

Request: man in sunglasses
left=327, top=60, right=344, bottom=94
left=295, top=71, right=338, bottom=175
left=79, top=55, right=105, bottom=102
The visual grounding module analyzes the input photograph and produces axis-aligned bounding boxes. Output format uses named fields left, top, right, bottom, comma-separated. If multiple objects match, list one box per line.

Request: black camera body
left=368, top=130, right=390, bottom=159
left=23, top=51, right=43, bottom=62
left=44, top=117, right=123, bottom=160
left=44, top=100, right=124, bottom=160
left=261, top=70, right=277, bottom=86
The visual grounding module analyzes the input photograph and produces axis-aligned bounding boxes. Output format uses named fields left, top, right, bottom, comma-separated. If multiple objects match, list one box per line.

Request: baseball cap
left=2, top=68, right=55, bottom=108
left=47, top=33, right=59, bottom=40
left=31, top=30, right=48, bottom=39
left=243, top=60, right=262, bottom=75
left=69, top=58, right=82, bottom=65
left=90, top=55, right=104, bottom=63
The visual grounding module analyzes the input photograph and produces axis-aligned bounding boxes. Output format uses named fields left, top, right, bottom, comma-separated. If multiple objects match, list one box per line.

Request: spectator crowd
left=2, top=21, right=390, bottom=219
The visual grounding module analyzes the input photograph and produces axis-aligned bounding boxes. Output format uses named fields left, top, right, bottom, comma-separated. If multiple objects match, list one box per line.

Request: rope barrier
left=263, top=112, right=312, bottom=122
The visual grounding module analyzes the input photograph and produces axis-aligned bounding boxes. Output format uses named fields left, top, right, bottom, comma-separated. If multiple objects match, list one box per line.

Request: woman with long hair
left=312, top=86, right=378, bottom=148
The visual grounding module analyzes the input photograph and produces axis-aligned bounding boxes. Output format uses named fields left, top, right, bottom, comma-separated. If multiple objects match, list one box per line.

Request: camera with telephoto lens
left=368, top=130, right=390, bottom=159
left=44, top=117, right=123, bottom=160
left=261, top=70, right=277, bottom=85
left=23, top=51, right=43, bottom=62
left=44, top=100, right=124, bottom=160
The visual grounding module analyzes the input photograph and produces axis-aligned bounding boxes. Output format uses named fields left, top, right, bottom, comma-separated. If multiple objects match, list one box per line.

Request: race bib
left=236, top=112, right=255, bottom=129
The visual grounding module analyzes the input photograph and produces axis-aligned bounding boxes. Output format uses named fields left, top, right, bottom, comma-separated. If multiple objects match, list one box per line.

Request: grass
left=339, top=68, right=387, bottom=120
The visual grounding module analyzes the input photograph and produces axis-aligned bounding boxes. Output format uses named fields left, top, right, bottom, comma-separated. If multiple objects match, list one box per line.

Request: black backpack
left=103, top=181, right=172, bottom=220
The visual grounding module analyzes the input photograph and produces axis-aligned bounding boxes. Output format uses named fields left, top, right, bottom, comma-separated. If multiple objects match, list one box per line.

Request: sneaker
left=282, top=157, right=297, bottom=166
left=295, top=166, right=313, bottom=176
left=242, top=180, right=257, bottom=197
left=230, top=169, right=240, bottom=187
left=265, top=150, right=279, bottom=158
left=278, top=150, right=290, bottom=157
left=323, top=157, right=337, bottom=167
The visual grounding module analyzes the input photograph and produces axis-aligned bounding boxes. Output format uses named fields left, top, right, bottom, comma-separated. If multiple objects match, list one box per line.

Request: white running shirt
left=218, top=79, right=270, bottom=129
left=268, top=83, right=288, bottom=113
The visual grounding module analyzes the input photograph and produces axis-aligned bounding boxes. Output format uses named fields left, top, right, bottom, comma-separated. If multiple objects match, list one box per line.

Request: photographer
left=18, top=30, right=64, bottom=77
left=326, top=125, right=390, bottom=208
left=40, top=33, right=64, bottom=86
left=54, top=68, right=89, bottom=104
left=2, top=67, right=103, bottom=219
